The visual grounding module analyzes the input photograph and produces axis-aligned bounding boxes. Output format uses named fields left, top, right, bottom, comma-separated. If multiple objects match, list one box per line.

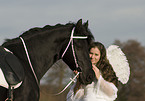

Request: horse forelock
left=75, top=22, right=94, bottom=47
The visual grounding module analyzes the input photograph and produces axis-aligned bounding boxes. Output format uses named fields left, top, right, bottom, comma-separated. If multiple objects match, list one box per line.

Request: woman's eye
left=95, top=54, right=98, bottom=56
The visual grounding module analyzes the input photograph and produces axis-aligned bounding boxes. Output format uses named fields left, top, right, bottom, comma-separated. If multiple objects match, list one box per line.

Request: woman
left=67, top=42, right=118, bottom=101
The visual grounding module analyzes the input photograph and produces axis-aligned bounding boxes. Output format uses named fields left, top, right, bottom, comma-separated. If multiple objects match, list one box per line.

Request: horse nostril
left=76, top=67, right=82, bottom=72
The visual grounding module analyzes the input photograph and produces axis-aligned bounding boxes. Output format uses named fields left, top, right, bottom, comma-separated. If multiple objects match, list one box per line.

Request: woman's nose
left=92, top=54, right=95, bottom=58
left=90, top=54, right=95, bottom=58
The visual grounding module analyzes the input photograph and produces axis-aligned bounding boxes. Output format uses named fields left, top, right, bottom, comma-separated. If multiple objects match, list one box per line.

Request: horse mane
left=2, top=23, right=73, bottom=45
left=19, top=23, right=75, bottom=37
left=3, top=21, right=94, bottom=46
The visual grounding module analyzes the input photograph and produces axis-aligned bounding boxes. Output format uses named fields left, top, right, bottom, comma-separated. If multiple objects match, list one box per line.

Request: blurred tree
left=40, top=59, right=74, bottom=101
left=114, top=40, right=145, bottom=101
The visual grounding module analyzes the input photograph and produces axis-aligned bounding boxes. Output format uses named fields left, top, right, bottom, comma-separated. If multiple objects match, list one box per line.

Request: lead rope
left=20, top=37, right=39, bottom=84
left=54, top=72, right=80, bottom=95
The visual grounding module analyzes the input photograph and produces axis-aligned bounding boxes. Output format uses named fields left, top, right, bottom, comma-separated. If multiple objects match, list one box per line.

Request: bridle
left=61, top=27, right=87, bottom=72
left=55, top=27, right=88, bottom=95
left=20, top=27, right=88, bottom=95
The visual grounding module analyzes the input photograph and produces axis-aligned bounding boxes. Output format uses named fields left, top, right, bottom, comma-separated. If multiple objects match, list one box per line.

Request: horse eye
left=75, top=40, right=85, bottom=48
left=75, top=42, right=83, bottom=50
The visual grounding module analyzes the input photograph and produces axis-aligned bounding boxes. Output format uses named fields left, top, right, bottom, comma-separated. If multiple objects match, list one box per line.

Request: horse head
left=62, top=19, right=95, bottom=85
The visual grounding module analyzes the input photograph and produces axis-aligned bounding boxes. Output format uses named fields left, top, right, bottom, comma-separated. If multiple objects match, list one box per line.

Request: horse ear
left=76, top=19, right=83, bottom=29
left=84, top=20, right=88, bottom=28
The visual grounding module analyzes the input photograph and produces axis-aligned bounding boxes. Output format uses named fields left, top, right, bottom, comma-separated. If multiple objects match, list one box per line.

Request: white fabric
left=0, top=68, right=8, bottom=88
left=107, top=45, right=130, bottom=84
left=67, top=75, right=118, bottom=101
left=67, top=83, right=84, bottom=101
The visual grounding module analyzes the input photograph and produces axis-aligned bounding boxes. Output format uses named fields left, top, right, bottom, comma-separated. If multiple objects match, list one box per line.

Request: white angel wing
left=107, top=45, right=130, bottom=84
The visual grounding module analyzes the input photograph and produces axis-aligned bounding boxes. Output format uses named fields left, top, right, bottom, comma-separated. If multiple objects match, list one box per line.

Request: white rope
left=54, top=72, right=80, bottom=95
left=20, top=37, right=39, bottom=84
left=72, top=36, right=88, bottom=39
left=71, top=38, right=79, bottom=68
left=61, top=27, right=74, bottom=58
left=61, top=27, right=87, bottom=58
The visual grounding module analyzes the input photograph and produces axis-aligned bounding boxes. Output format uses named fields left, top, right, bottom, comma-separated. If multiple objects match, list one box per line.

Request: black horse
left=0, top=19, right=95, bottom=101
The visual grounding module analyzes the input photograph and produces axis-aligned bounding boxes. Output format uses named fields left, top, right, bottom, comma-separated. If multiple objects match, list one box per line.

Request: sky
left=0, top=0, right=145, bottom=47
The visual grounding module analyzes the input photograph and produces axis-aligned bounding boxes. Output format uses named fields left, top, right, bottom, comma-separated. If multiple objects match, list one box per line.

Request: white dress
left=67, top=75, right=118, bottom=101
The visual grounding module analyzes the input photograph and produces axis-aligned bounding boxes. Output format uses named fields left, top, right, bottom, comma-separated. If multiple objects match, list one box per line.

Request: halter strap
left=54, top=72, right=80, bottom=95
left=61, top=27, right=87, bottom=68
left=20, top=37, right=39, bottom=84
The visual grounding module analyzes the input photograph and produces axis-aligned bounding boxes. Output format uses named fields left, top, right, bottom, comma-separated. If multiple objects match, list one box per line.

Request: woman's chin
left=91, top=62, right=96, bottom=65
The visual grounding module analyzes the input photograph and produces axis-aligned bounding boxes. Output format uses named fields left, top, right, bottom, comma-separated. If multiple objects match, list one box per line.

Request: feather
left=107, top=45, right=130, bottom=84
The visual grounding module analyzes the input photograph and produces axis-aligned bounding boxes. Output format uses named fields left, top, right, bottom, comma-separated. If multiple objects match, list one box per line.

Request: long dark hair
left=89, top=42, right=118, bottom=87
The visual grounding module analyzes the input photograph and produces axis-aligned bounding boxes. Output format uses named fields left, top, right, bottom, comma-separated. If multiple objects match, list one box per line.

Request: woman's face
left=89, top=47, right=101, bottom=65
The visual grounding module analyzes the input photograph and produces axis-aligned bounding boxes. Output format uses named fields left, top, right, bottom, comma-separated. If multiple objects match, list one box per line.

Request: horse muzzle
left=79, top=71, right=95, bottom=85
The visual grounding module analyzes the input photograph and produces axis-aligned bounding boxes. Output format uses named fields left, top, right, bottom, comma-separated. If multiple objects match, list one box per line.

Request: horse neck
left=2, top=25, right=73, bottom=81
left=21, top=27, right=72, bottom=80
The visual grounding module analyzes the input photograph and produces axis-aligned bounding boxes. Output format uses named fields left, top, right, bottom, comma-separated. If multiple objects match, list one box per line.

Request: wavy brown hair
left=89, top=42, right=118, bottom=87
